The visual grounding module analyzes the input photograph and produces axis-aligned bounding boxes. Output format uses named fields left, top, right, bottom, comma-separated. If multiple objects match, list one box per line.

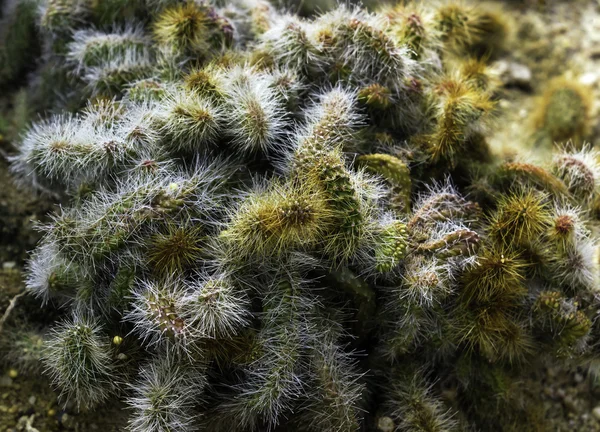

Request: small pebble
left=28, top=395, right=36, bottom=405
left=377, top=416, right=395, bottom=432
left=592, top=405, right=600, bottom=421
left=2, top=262, right=16, bottom=270
left=579, top=73, right=599, bottom=87
left=494, top=60, right=532, bottom=89
left=563, top=395, right=577, bottom=412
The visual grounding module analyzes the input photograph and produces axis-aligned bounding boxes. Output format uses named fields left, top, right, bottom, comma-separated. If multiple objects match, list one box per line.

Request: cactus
left=2, top=1, right=600, bottom=431
left=532, top=77, right=592, bottom=146
left=42, top=313, right=119, bottom=409
left=127, top=356, right=207, bottom=432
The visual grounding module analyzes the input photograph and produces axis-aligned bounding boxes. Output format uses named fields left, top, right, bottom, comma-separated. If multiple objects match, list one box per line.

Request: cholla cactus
left=42, top=313, right=120, bottom=409
left=127, top=355, right=207, bottom=432
left=4, top=0, right=600, bottom=431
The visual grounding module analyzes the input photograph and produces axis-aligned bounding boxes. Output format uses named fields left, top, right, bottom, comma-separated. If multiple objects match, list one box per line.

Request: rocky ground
left=538, top=365, right=600, bottom=431
left=0, top=364, right=128, bottom=432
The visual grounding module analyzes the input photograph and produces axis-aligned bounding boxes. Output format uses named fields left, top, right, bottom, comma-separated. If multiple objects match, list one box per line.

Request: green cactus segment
left=127, top=357, right=207, bottom=432
left=147, top=223, right=205, bottom=275
left=551, top=146, right=600, bottom=201
left=497, top=162, right=569, bottom=196
left=126, top=78, right=167, bottom=101
left=40, top=0, right=90, bottom=35
left=426, top=80, right=493, bottom=165
left=533, top=291, right=592, bottom=355
left=50, top=175, right=213, bottom=262
left=383, top=369, right=460, bottom=432
left=357, top=153, right=412, bottom=213
left=43, top=315, right=116, bottom=409
left=358, top=83, right=392, bottom=110
left=356, top=154, right=410, bottom=188
left=461, top=245, right=527, bottom=304
left=542, top=86, right=590, bottom=143
left=387, top=7, right=429, bottom=60
left=152, top=1, right=233, bottom=59
left=489, top=189, right=551, bottom=247
left=435, top=4, right=473, bottom=49
left=227, top=278, right=305, bottom=430
left=314, top=153, right=363, bottom=235
left=415, top=227, right=480, bottom=258
left=304, top=339, right=365, bottom=431
left=47, top=263, right=81, bottom=297
left=294, top=144, right=366, bottom=260
left=68, top=28, right=151, bottom=69
left=219, top=181, right=332, bottom=262
left=375, top=221, right=408, bottom=273
left=145, top=291, right=185, bottom=340
left=109, top=264, right=137, bottom=310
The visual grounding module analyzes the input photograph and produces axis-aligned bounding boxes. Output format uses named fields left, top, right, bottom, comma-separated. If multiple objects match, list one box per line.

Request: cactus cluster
left=2, top=0, right=600, bottom=431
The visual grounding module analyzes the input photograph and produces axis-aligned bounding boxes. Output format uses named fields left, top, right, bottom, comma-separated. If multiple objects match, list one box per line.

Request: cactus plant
left=2, top=1, right=600, bottom=431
